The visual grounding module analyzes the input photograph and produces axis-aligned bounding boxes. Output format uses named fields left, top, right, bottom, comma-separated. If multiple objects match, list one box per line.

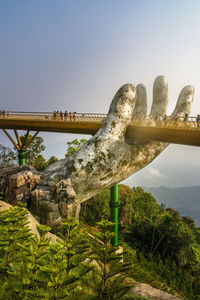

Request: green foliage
left=81, top=220, right=133, bottom=300
left=80, top=184, right=134, bottom=225
left=0, top=207, right=135, bottom=300
left=19, top=135, right=46, bottom=168
left=33, top=154, right=48, bottom=171
left=80, top=184, right=200, bottom=299
left=57, top=217, right=89, bottom=275
left=65, top=138, right=87, bottom=158
left=47, top=155, right=59, bottom=165
left=15, top=135, right=59, bottom=170
left=0, top=144, right=16, bottom=169
left=1, top=182, right=200, bottom=299
left=80, top=189, right=110, bottom=225
left=0, top=206, right=31, bottom=270
left=0, top=191, right=4, bottom=200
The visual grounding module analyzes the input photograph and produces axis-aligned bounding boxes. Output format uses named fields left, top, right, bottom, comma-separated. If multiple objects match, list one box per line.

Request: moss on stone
left=68, top=165, right=76, bottom=174
left=53, top=174, right=60, bottom=183
left=85, top=161, right=93, bottom=173
left=107, top=152, right=115, bottom=159
left=111, top=121, right=116, bottom=128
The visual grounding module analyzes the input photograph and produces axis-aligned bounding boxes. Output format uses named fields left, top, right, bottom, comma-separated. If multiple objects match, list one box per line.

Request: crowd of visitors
left=0, top=110, right=7, bottom=116
left=53, top=111, right=77, bottom=120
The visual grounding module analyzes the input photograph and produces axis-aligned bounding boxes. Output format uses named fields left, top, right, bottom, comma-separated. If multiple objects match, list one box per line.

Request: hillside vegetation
left=1, top=168, right=200, bottom=298
left=81, top=185, right=200, bottom=299
left=143, top=186, right=200, bottom=226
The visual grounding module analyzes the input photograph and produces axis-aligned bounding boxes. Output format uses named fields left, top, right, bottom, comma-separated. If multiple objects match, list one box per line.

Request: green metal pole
left=18, top=150, right=26, bottom=165
left=110, top=184, right=118, bottom=246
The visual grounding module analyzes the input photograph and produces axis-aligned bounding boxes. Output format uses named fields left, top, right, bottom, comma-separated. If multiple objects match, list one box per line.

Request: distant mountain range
left=142, top=186, right=200, bottom=226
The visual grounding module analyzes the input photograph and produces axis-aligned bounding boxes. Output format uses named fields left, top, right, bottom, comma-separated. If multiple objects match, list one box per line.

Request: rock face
left=0, top=76, right=194, bottom=230
left=0, top=167, right=80, bottom=231
left=0, top=165, right=40, bottom=206
left=31, top=179, right=80, bottom=231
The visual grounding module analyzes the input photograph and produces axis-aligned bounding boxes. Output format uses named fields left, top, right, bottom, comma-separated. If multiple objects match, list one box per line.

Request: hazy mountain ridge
left=142, top=186, right=200, bottom=226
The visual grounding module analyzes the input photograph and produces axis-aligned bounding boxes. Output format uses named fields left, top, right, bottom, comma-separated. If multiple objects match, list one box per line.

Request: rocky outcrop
left=31, top=179, right=80, bottom=231
left=0, top=167, right=80, bottom=231
left=0, top=165, right=40, bottom=205
left=0, top=77, right=195, bottom=229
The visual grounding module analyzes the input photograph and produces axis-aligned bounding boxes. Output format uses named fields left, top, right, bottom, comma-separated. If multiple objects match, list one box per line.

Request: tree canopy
left=0, top=144, right=16, bottom=169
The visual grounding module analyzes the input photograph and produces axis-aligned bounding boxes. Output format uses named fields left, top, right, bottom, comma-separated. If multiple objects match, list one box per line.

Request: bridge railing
left=130, top=115, right=199, bottom=129
left=0, top=111, right=200, bottom=129
left=0, top=111, right=106, bottom=123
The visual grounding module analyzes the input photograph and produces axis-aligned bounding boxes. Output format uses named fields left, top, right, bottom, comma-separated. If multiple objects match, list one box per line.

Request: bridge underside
left=0, top=118, right=100, bottom=135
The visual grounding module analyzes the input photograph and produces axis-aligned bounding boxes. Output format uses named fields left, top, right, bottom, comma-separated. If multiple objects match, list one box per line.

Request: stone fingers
left=133, top=84, right=147, bottom=115
left=171, top=85, right=194, bottom=117
left=150, top=76, right=168, bottom=116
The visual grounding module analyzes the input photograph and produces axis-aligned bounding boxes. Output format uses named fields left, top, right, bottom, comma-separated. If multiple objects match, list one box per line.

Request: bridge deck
left=0, top=112, right=200, bottom=146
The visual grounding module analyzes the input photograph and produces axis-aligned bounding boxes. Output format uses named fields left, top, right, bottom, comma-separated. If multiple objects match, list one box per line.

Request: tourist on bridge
left=60, top=111, right=63, bottom=120
left=184, top=113, right=189, bottom=127
left=174, top=115, right=179, bottom=128
left=196, top=114, right=200, bottom=127
left=154, top=113, right=159, bottom=121
left=184, top=113, right=188, bottom=122
left=64, top=111, right=68, bottom=119
left=56, top=111, right=60, bottom=120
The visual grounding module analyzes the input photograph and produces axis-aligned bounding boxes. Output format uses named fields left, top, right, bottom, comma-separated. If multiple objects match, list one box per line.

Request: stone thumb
left=101, top=84, right=136, bottom=138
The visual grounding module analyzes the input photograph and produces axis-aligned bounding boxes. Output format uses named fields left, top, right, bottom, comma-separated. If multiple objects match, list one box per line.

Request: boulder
left=129, top=282, right=182, bottom=300
left=0, top=165, right=40, bottom=205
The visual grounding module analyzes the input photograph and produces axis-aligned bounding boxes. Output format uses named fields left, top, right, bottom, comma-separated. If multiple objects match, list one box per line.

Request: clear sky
left=1, top=0, right=200, bottom=187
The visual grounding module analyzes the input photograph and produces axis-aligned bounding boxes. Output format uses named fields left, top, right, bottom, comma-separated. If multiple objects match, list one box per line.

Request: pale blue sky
left=1, top=0, right=200, bottom=187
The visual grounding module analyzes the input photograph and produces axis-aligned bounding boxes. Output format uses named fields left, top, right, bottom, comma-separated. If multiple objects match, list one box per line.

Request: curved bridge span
left=1, top=111, right=200, bottom=147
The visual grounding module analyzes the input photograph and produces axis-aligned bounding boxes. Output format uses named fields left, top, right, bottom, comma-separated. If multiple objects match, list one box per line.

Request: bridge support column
left=18, top=150, right=26, bottom=165
left=2, top=129, right=39, bottom=166
left=110, top=184, right=118, bottom=246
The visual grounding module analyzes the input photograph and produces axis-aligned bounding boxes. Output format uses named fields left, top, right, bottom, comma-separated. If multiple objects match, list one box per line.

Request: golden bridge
left=1, top=111, right=200, bottom=244
left=1, top=111, right=200, bottom=153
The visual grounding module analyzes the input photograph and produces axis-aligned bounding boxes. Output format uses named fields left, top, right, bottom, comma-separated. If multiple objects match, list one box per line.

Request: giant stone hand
left=30, top=76, right=194, bottom=229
